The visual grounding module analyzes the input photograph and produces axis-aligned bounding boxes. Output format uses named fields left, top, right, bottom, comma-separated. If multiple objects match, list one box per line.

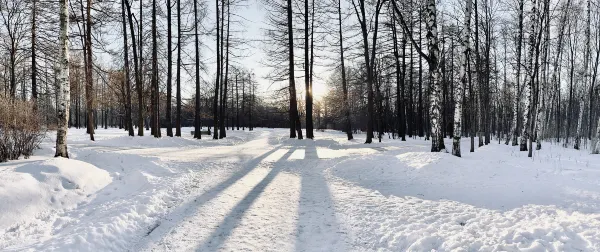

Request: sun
left=311, top=82, right=328, bottom=100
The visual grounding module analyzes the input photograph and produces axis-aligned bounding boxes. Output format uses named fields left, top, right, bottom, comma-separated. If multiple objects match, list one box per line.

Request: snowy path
left=135, top=137, right=352, bottom=251
left=1, top=128, right=600, bottom=251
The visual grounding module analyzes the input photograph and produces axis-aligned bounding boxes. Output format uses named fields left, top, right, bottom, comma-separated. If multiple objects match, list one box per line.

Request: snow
left=0, top=128, right=600, bottom=251
left=0, top=157, right=111, bottom=241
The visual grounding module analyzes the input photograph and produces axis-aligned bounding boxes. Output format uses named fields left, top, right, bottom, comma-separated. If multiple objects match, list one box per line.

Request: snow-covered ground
left=1, top=127, right=600, bottom=251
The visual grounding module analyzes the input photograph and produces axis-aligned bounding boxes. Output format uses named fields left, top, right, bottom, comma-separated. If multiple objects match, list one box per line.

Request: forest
left=2, top=0, right=600, bottom=250
left=0, top=0, right=599, bottom=160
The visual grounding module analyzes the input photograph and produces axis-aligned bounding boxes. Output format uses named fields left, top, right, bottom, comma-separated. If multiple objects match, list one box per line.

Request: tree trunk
left=213, top=0, right=221, bottom=139
left=453, top=0, right=471, bottom=157
left=85, top=0, right=95, bottom=141
left=166, top=0, right=173, bottom=137
left=287, top=0, right=302, bottom=139
left=337, top=0, right=352, bottom=140
left=507, top=0, right=524, bottom=146
left=353, top=0, right=383, bottom=143
left=219, top=0, right=230, bottom=139
left=121, top=0, right=134, bottom=136
left=535, top=0, right=550, bottom=150
left=124, top=0, right=143, bottom=136
left=194, top=0, right=202, bottom=139
left=391, top=9, right=403, bottom=141
left=176, top=0, right=182, bottom=137
left=31, top=0, right=37, bottom=104
left=236, top=73, right=239, bottom=130
left=151, top=0, right=159, bottom=138
left=56, top=0, right=70, bottom=158
left=520, top=0, right=537, bottom=155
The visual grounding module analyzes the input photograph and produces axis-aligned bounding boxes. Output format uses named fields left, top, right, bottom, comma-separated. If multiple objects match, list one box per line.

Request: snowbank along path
left=1, top=128, right=600, bottom=251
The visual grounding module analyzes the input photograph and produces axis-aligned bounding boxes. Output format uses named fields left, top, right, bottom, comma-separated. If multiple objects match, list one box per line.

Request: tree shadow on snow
left=294, top=144, right=348, bottom=252
left=192, top=146, right=297, bottom=251
left=133, top=144, right=288, bottom=250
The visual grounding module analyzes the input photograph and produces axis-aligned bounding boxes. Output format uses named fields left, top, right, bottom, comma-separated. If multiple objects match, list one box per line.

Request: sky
left=182, top=0, right=331, bottom=103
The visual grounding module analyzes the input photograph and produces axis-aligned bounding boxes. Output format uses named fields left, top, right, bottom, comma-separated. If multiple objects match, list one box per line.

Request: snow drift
left=0, top=158, right=111, bottom=232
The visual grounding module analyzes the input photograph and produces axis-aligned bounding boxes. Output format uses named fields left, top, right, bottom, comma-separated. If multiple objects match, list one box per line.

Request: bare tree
left=453, top=0, right=471, bottom=157
left=55, top=0, right=70, bottom=158
left=393, top=0, right=445, bottom=152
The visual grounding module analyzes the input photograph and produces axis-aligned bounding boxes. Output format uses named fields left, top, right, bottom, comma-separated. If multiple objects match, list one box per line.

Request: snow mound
left=0, top=158, right=111, bottom=231
left=396, top=152, right=443, bottom=169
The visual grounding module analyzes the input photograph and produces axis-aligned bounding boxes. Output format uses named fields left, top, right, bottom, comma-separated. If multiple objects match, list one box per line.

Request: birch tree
left=594, top=117, right=600, bottom=154
left=521, top=0, right=540, bottom=157
left=55, top=0, right=70, bottom=158
left=574, top=0, right=591, bottom=150
left=393, top=0, right=445, bottom=152
left=452, top=0, right=471, bottom=157
left=506, top=0, right=524, bottom=146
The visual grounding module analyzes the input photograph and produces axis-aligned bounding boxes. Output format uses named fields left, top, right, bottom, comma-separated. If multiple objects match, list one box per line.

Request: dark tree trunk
left=304, top=0, right=314, bottom=139
left=124, top=0, right=143, bottom=136
left=166, top=0, right=173, bottom=137
left=219, top=0, right=230, bottom=139
left=236, top=73, right=239, bottom=130
left=151, top=0, right=159, bottom=138
left=176, top=0, right=182, bottom=137
left=85, top=0, right=95, bottom=141
left=213, top=0, right=221, bottom=139
left=194, top=0, right=202, bottom=139
left=287, top=0, right=302, bottom=139
left=121, top=0, right=134, bottom=136
left=392, top=9, right=405, bottom=141
left=31, top=0, right=37, bottom=104
left=338, top=0, right=352, bottom=140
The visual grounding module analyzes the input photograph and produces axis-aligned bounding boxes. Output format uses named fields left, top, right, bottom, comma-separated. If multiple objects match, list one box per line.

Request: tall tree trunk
left=56, top=0, right=70, bottom=158
left=219, top=0, right=230, bottom=139
left=85, top=0, right=95, bottom=141
left=287, top=0, right=302, bottom=139
left=566, top=24, right=576, bottom=146
left=474, top=0, right=484, bottom=148
left=194, top=0, right=202, bottom=139
left=453, top=0, right=471, bottom=157
left=304, top=0, right=314, bottom=139
left=121, top=0, right=134, bottom=136
left=124, top=0, right=143, bottom=136
left=176, top=0, right=182, bottom=137
left=213, top=0, right=221, bottom=139
left=236, top=73, right=239, bottom=130
left=352, top=0, right=383, bottom=143
left=394, top=0, right=444, bottom=151
left=536, top=0, right=550, bottom=150
left=151, top=0, right=159, bottom=138
left=575, top=0, right=591, bottom=150
left=337, top=0, right=352, bottom=140
left=140, top=0, right=146, bottom=133
left=166, top=0, right=173, bottom=137
left=520, top=0, right=538, bottom=155
left=418, top=8, right=423, bottom=138
left=31, top=0, right=37, bottom=104
left=507, top=0, right=524, bottom=146
left=391, top=9, right=403, bottom=141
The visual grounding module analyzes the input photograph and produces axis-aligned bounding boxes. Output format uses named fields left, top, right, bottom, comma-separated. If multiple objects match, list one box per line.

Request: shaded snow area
left=1, top=128, right=600, bottom=251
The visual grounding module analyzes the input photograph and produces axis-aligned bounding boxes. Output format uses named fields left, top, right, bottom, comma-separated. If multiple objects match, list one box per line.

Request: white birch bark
left=506, top=0, right=525, bottom=146
left=55, top=0, right=70, bottom=158
left=575, top=0, right=591, bottom=150
left=452, top=0, right=471, bottom=157
left=593, top=116, right=600, bottom=154
left=426, top=0, right=444, bottom=152
left=520, top=0, right=536, bottom=153
left=574, top=97, right=585, bottom=149
left=535, top=0, right=550, bottom=151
